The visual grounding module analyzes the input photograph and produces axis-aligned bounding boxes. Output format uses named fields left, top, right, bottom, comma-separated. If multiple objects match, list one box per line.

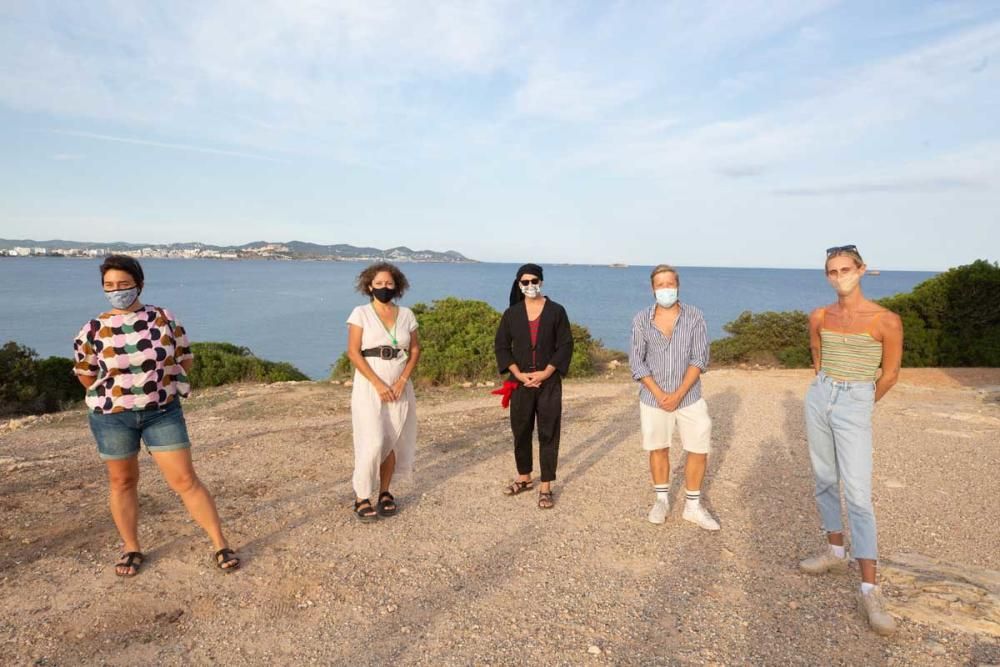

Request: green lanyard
left=373, top=304, right=398, bottom=346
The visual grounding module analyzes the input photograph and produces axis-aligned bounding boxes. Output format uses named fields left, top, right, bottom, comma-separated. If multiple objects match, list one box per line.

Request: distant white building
left=13, top=247, right=31, bottom=256
left=33, top=247, right=47, bottom=255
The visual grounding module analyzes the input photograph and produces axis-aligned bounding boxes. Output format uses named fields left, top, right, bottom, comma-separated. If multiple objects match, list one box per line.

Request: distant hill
left=0, top=239, right=476, bottom=263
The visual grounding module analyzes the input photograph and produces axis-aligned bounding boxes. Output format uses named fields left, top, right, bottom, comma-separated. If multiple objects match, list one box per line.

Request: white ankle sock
left=860, top=582, right=876, bottom=595
left=830, top=544, right=846, bottom=559
left=684, top=489, right=700, bottom=508
left=654, top=484, right=669, bottom=503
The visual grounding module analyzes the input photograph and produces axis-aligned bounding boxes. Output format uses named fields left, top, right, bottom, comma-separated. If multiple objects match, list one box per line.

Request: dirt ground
left=2, top=368, right=999, bottom=666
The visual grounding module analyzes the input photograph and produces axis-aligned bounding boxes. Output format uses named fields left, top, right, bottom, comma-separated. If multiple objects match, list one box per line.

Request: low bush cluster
left=187, top=342, right=309, bottom=388
left=710, top=259, right=999, bottom=368
left=0, top=342, right=82, bottom=416
left=331, top=298, right=619, bottom=384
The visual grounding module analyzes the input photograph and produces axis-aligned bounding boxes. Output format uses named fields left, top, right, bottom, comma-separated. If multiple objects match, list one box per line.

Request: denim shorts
left=88, top=398, right=191, bottom=460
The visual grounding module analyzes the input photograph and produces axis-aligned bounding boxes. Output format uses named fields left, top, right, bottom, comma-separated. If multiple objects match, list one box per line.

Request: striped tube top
left=819, top=309, right=884, bottom=381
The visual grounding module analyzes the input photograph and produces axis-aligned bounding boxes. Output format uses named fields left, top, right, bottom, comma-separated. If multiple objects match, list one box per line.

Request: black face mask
left=371, top=287, right=396, bottom=304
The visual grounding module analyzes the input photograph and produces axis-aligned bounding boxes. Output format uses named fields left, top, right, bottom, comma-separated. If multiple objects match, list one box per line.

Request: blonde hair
left=650, top=264, right=679, bottom=286
left=825, top=249, right=864, bottom=270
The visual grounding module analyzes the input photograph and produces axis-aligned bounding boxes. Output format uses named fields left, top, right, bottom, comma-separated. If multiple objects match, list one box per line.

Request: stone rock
left=587, top=645, right=602, bottom=655
left=881, top=552, right=1000, bottom=637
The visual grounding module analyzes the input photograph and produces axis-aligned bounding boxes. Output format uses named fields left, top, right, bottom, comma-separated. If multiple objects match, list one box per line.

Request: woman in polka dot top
left=72, top=255, right=240, bottom=576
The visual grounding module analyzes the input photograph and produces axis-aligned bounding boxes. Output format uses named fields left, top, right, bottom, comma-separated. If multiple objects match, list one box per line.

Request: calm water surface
left=0, top=258, right=937, bottom=378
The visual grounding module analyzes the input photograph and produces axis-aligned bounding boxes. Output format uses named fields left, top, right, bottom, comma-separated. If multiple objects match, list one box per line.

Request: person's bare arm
left=808, top=308, right=825, bottom=374
left=346, top=324, right=394, bottom=402
left=875, top=312, right=903, bottom=402
left=390, top=330, right=421, bottom=399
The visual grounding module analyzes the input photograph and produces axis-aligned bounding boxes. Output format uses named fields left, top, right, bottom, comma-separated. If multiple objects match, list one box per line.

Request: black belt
left=362, top=346, right=403, bottom=360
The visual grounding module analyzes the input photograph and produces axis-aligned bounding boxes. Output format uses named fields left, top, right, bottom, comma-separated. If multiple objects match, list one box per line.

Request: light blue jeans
left=804, top=371, right=878, bottom=560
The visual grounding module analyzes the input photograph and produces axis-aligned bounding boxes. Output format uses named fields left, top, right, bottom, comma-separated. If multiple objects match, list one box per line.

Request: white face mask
left=520, top=283, right=542, bottom=298
left=654, top=288, right=678, bottom=308
left=830, top=271, right=862, bottom=296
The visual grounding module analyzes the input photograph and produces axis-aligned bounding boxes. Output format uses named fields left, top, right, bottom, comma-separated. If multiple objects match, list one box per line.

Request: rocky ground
left=1, top=368, right=999, bottom=666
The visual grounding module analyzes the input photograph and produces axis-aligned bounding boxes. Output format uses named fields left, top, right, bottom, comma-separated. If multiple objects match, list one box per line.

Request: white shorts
left=639, top=398, right=712, bottom=454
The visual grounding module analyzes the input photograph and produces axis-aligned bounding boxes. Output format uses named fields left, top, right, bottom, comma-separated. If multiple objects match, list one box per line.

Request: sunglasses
left=519, top=278, right=540, bottom=285
left=826, top=244, right=860, bottom=256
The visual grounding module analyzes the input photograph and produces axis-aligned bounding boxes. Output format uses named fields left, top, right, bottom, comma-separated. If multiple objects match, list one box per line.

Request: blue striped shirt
left=629, top=303, right=710, bottom=409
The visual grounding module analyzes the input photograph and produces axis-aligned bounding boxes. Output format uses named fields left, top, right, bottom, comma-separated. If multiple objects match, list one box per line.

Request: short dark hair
left=355, top=262, right=410, bottom=298
left=99, top=254, right=144, bottom=287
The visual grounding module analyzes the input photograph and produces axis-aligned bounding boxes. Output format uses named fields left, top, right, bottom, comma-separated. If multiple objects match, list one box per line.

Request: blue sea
left=0, top=258, right=937, bottom=379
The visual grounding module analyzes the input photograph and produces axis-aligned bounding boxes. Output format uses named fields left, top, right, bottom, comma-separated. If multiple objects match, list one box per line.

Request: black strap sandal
left=354, top=498, right=378, bottom=523
left=503, top=479, right=534, bottom=496
left=115, top=551, right=144, bottom=577
left=377, top=491, right=397, bottom=516
left=538, top=491, right=554, bottom=509
left=214, top=548, right=240, bottom=572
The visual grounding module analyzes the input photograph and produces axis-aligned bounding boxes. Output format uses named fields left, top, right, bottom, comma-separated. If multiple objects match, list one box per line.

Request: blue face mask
left=655, top=288, right=678, bottom=308
left=105, top=287, right=139, bottom=310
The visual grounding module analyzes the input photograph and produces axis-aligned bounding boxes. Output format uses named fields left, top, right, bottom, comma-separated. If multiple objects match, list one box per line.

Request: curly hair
left=354, top=261, right=410, bottom=298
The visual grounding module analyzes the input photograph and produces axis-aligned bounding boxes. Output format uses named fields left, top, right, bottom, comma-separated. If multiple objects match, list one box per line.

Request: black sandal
left=115, top=551, right=144, bottom=577
left=214, top=548, right=240, bottom=572
left=538, top=491, right=554, bottom=509
left=503, top=479, right=534, bottom=496
left=377, top=491, right=397, bottom=516
left=354, top=498, right=378, bottom=523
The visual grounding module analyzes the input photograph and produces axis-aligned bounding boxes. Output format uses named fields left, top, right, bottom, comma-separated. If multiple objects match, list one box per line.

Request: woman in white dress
left=345, top=262, right=421, bottom=522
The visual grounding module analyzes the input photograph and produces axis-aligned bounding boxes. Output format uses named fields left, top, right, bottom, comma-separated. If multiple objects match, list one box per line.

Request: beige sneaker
left=682, top=503, right=720, bottom=531
left=647, top=499, right=669, bottom=524
left=799, top=547, right=850, bottom=574
left=857, top=587, right=897, bottom=636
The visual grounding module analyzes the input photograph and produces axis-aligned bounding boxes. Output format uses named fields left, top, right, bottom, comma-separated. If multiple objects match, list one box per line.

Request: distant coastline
left=0, top=238, right=477, bottom=263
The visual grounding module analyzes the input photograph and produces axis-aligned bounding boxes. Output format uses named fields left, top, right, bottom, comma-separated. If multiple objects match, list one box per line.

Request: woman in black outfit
left=494, top=263, right=574, bottom=509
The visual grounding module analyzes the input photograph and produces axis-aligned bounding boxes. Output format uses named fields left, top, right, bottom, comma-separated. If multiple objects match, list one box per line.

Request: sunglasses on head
left=519, top=278, right=540, bottom=285
left=826, top=244, right=859, bottom=256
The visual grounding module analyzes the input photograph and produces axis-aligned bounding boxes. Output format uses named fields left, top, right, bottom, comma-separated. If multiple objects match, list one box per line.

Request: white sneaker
left=799, top=548, right=850, bottom=575
left=647, top=499, right=669, bottom=524
left=857, top=587, right=897, bottom=636
left=682, top=503, right=720, bottom=531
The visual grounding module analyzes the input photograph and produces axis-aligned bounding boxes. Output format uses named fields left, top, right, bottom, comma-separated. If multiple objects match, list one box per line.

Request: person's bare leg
left=827, top=531, right=846, bottom=547
left=107, top=457, right=141, bottom=574
left=379, top=450, right=396, bottom=493
left=684, top=452, right=707, bottom=491
left=649, top=448, right=670, bottom=486
left=151, top=449, right=228, bottom=552
left=858, top=558, right=876, bottom=584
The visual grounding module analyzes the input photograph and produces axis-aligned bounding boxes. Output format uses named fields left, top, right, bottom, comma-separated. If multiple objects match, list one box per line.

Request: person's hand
left=657, top=390, right=682, bottom=412
left=391, top=377, right=408, bottom=400
left=519, top=371, right=542, bottom=388
left=376, top=381, right=395, bottom=402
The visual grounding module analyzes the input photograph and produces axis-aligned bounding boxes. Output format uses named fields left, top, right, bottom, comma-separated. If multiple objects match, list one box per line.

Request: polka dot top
left=73, top=305, right=194, bottom=414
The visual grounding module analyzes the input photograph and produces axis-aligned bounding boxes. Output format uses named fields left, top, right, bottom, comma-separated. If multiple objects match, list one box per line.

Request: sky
left=1, top=1, right=998, bottom=270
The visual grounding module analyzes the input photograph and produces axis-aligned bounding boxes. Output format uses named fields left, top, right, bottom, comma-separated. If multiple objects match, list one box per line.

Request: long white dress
left=347, top=304, right=418, bottom=499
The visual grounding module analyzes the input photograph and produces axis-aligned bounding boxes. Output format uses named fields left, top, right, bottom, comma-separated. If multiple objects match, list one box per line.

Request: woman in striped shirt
left=799, top=245, right=903, bottom=636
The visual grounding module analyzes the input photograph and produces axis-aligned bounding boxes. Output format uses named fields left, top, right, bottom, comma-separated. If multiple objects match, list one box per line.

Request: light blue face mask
left=105, top=287, right=139, bottom=310
left=655, top=288, right=678, bottom=308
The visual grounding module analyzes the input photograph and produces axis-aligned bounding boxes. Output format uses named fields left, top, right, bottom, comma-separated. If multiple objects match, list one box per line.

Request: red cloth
left=491, top=380, right=519, bottom=409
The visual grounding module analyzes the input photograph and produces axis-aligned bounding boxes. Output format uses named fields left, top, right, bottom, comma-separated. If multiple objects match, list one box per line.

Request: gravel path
left=1, top=368, right=998, bottom=665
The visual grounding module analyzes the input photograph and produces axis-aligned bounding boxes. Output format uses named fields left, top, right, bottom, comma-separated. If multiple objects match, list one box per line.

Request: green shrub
left=188, top=342, right=309, bottom=388
left=709, top=310, right=811, bottom=368
left=710, top=259, right=999, bottom=369
left=330, top=298, right=616, bottom=384
left=0, top=341, right=84, bottom=416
